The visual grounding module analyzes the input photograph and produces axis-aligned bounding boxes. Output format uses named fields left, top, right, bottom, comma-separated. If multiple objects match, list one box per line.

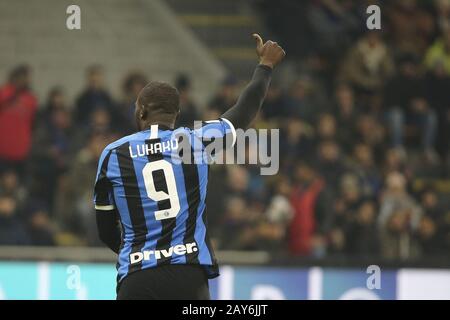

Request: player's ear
left=140, top=108, right=147, bottom=120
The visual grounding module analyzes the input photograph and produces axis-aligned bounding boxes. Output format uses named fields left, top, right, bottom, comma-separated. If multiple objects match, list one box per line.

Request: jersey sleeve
left=93, top=148, right=115, bottom=211
left=193, top=117, right=237, bottom=149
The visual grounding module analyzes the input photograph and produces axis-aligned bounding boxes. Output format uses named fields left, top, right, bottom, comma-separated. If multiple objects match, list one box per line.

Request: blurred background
left=0, top=0, right=450, bottom=299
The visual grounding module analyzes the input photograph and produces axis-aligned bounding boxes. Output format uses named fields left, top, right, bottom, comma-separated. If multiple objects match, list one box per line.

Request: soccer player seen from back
left=93, top=34, right=285, bottom=300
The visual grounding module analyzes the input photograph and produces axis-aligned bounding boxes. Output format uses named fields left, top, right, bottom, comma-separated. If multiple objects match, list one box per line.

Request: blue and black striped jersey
left=93, top=118, right=236, bottom=282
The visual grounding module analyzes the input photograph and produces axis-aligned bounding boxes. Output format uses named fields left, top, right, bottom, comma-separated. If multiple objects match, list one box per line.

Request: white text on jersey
left=129, top=242, right=198, bottom=264
left=129, top=139, right=178, bottom=158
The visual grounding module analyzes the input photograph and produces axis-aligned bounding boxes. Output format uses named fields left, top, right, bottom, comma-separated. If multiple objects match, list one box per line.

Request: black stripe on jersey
left=203, top=167, right=217, bottom=266
left=182, top=145, right=201, bottom=264
left=116, top=143, right=148, bottom=275
left=146, top=138, right=177, bottom=266
left=115, top=214, right=126, bottom=285
left=94, top=150, right=113, bottom=205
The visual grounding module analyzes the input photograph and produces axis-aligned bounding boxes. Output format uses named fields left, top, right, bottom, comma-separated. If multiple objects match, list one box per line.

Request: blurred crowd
left=0, top=0, right=450, bottom=262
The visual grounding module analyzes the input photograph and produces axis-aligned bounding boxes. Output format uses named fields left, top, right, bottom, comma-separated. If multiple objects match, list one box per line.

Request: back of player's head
left=137, top=81, right=180, bottom=117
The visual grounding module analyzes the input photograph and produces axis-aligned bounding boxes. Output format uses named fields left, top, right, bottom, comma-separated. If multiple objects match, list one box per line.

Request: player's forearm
left=96, top=209, right=121, bottom=254
left=221, top=64, right=272, bottom=129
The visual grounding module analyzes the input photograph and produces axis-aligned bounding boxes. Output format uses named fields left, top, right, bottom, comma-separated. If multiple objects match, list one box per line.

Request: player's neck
left=140, top=119, right=175, bottom=131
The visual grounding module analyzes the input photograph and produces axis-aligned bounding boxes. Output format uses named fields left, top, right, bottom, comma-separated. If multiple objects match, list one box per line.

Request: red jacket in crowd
left=289, top=179, right=325, bottom=255
left=0, top=84, right=37, bottom=161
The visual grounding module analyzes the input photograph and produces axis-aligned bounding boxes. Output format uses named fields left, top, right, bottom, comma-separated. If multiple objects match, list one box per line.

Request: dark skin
left=135, top=103, right=180, bottom=130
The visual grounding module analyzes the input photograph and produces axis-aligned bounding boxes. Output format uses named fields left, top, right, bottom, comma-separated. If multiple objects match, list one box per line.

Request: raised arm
left=221, top=34, right=285, bottom=129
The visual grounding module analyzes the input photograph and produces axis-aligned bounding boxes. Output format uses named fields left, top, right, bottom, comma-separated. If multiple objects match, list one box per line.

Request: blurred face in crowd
left=357, top=201, right=376, bottom=225
left=0, top=196, right=17, bottom=218
left=317, top=114, right=336, bottom=139
left=220, top=80, right=238, bottom=102
left=318, top=141, right=340, bottom=163
left=388, top=209, right=410, bottom=232
left=340, top=174, right=360, bottom=202
left=400, top=61, right=418, bottom=78
left=356, top=115, right=384, bottom=144
left=49, top=90, right=66, bottom=109
left=418, top=216, right=436, bottom=238
left=1, top=171, right=18, bottom=193
left=365, top=31, right=381, bottom=48
left=87, top=67, right=104, bottom=90
left=10, top=67, right=32, bottom=90
left=51, top=108, right=71, bottom=130
left=30, top=209, right=51, bottom=228
left=386, top=172, right=406, bottom=194
left=435, top=0, right=450, bottom=17
left=385, top=148, right=404, bottom=171
left=225, top=196, right=247, bottom=220
left=294, top=163, right=315, bottom=184
left=421, top=190, right=438, bottom=209
left=290, top=79, right=309, bottom=100
left=286, top=118, right=303, bottom=141
left=336, top=84, right=354, bottom=113
left=354, top=143, right=373, bottom=167
left=276, top=176, right=291, bottom=197
left=90, top=108, right=111, bottom=132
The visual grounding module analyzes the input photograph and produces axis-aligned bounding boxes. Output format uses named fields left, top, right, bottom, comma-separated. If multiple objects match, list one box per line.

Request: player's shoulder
left=102, top=131, right=143, bottom=153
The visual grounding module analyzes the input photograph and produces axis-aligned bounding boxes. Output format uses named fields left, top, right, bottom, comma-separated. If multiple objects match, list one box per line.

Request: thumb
left=252, top=33, right=264, bottom=49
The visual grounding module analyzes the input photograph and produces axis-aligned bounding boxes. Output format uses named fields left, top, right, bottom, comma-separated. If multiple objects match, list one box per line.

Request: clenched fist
left=253, top=33, right=286, bottom=69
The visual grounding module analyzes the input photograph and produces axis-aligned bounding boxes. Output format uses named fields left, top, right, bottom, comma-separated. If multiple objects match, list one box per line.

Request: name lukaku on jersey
left=129, top=242, right=198, bottom=264
left=129, top=139, right=179, bottom=158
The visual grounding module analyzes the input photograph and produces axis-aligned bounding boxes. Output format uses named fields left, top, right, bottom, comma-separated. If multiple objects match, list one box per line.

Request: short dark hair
left=137, top=81, right=180, bottom=115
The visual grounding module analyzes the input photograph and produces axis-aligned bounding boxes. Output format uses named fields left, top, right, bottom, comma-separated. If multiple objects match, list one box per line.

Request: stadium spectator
left=219, top=196, right=259, bottom=250
left=119, top=72, right=148, bottom=134
left=332, top=83, right=360, bottom=153
left=74, top=65, right=117, bottom=128
left=306, top=0, right=359, bottom=54
left=434, top=0, right=450, bottom=33
left=424, top=30, right=450, bottom=75
left=424, top=58, right=450, bottom=159
left=0, top=65, right=37, bottom=175
left=261, top=83, right=289, bottom=120
left=0, top=194, right=29, bottom=245
left=288, top=161, right=333, bottom=257
left=25, top=202, right=56, bottom=246
left=339, top=31, right=395, bottom=95
left=54, top=133, right=112, bottom=245
left=285, top=76, right=327, bottom=123
left=378, top=172, right=422, bottom=259
left=175, top=73, right=200, bottom=127
left=208, top=75, right=238, bottom=114
left=0, top=169, right=28, bottom=212
left=315, top=140, right=346, bottom=189
left=345, top=200, right=379, bottom=256
left=386, top=0, right=435, bottom=55
left=346, top=143, right=382, bottom=198
left=30, top=87, right=72, bottom=210
left=279, top=118, right=314, bottom=169
left=384, top=53, right=438, bottom=159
